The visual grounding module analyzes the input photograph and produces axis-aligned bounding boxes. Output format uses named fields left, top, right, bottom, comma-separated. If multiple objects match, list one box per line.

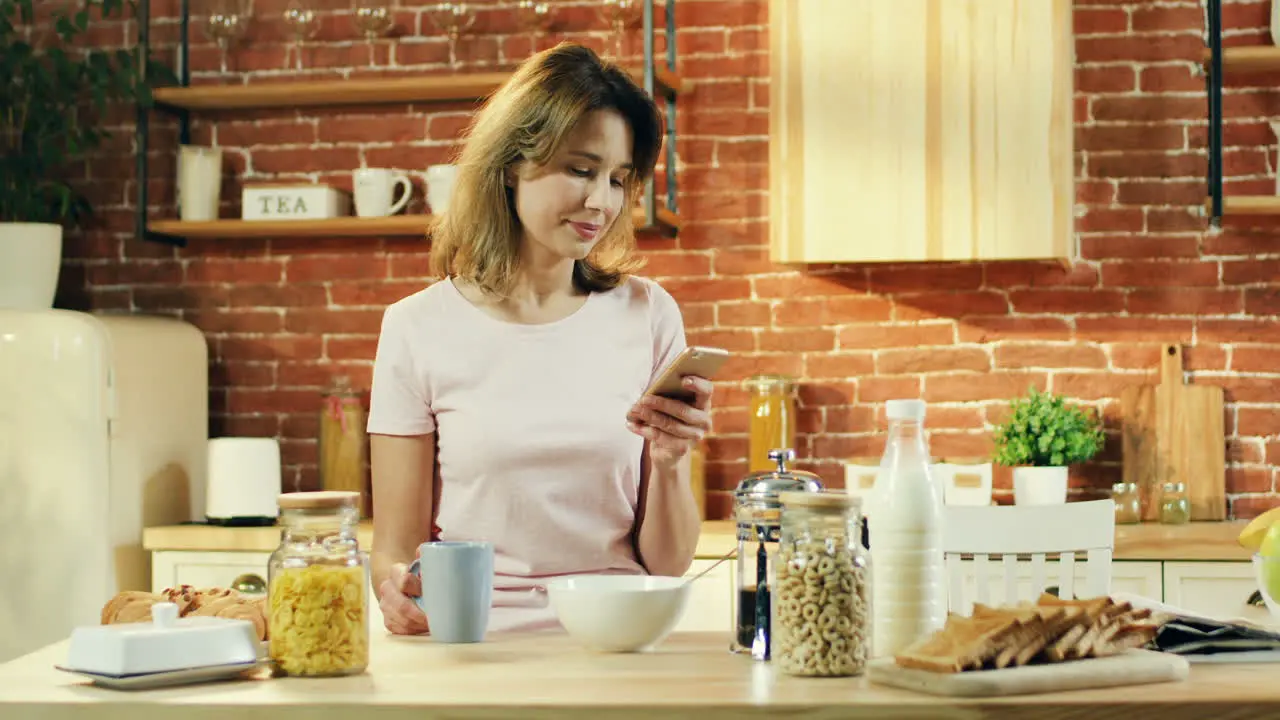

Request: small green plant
left=992, top=387, right=1104, bottom=467
left=0, top=0, right=175, bottom=226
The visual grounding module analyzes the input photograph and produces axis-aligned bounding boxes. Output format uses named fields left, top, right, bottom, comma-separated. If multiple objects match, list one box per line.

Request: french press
left=730, top=448, right=823, bottom=659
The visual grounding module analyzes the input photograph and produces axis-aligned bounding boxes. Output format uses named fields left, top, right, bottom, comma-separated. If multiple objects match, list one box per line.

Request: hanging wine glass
left=596, top=0, right=640, bottom=61
left=514, top=1, right=551, bottom=57
left=352, top=0, right=396, bottom=68
left=282, top=0, right=320, bottom=70
left=427, top=3, right=476, bottom=70
left=205, top=0, right=251, bottom=74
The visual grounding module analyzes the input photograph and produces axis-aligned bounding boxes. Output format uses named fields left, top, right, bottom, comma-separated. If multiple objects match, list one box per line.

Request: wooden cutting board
left=867, top=650, right=1188, bottom=697
left=1121, top=344, right=1226, bottom=521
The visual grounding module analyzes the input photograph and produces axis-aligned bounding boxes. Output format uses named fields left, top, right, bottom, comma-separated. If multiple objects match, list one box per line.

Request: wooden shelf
left=149, top=215, right=432, bottom=239
left=1203, top=46, right=1280, bottom=73
left=148, top=207, right=679, bottom=240
left=1205, top=195, right=1280, bottom=216
left=153, top=67, right=689, bottom=112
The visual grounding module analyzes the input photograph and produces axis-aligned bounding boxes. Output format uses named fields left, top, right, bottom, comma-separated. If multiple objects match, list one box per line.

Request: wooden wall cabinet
left=768, top=0, right=1075, bottom=264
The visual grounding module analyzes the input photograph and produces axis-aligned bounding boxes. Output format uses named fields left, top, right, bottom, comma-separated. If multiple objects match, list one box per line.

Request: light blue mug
left=408, top=540, right=495, bottom=643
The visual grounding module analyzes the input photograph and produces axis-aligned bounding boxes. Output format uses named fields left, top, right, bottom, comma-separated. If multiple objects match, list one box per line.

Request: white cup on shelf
left=177, top=145, right=223, bottom=221
left=353, top=168, right=412, bottom=217
left=425, top=164, right=459, bottom=215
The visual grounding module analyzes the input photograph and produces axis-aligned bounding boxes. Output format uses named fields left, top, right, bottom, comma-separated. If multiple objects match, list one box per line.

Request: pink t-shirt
left=367, top=274, right=686, bottom=632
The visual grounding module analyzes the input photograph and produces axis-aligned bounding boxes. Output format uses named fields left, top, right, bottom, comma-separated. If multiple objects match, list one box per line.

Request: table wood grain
left=2, top=630, right=1278, bottom=720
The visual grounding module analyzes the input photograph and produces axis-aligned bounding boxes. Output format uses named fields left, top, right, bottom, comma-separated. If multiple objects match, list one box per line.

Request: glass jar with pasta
left=744, top=374, right=797, bottom=473
left=267, top=490, right=370, bottom=677
left=772, top=490, right=871, bottom=677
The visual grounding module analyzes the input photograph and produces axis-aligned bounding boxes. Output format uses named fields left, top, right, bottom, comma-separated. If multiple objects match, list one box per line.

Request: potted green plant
left=992, top=387, right=1105, bottom=505
left=0, top=0, right=171, bottom=309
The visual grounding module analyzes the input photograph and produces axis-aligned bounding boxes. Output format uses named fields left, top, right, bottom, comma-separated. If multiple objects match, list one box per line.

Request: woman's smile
left=569, top=221, right=601, bottom=240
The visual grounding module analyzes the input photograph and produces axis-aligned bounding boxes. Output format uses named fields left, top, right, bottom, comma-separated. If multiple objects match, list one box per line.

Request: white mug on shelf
left=353, top=168, right=412, bottom=217
left=177, top=145, right=223, bottom=221
left=425, top=164, right=459, bottom=215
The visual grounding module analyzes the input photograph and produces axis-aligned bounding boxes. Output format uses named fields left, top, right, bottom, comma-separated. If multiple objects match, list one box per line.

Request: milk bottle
left=866, top=399, right=946, bottom=657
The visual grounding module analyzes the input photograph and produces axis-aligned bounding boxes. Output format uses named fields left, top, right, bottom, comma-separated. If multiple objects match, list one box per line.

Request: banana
left=1238, top=506, right=1280, bottom=551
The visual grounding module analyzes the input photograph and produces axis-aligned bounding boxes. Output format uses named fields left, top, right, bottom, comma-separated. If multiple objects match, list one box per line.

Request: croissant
left=189, top=596, right=269, bottom=641
left=100, top=586, right=270, bottom=641
left=100, top=591, right=161, bottom=625
left=160, top=584, right=200, bottom=615
left=189, top=587, right=236, bottom=611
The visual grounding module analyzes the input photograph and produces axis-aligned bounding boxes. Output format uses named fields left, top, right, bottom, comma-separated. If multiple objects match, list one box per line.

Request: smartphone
left=644, top=346, right=730, bottom=403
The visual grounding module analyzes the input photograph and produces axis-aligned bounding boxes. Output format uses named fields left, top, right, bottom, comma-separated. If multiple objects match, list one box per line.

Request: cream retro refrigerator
left=0, top=309, right=210, bottom=664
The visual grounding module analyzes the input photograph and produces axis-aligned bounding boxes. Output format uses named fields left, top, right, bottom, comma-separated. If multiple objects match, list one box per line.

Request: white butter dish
left=55, top=660, right=263, bottom=691
left=61, top=602, right=260, bottom=677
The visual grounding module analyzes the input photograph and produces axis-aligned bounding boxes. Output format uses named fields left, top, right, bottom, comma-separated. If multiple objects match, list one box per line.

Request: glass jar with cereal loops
left=268, top=491, right=370, bottom=677
left=772, top=490, right=872, bottom=678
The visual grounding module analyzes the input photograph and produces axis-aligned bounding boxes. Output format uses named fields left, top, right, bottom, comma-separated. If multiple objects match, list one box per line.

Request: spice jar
left=744, top=375, right=797, bottom=473
left=319, top=376, right=369, bottom=518
left=1112, top=481, right=1141, bottom=524
left=773, top=491, right=871, bottom=677
left=731, top=448, right=823, bottom=659
left=268, top=491, right=370, bottom=677
left=1160, top=482, right=1191, bottom=525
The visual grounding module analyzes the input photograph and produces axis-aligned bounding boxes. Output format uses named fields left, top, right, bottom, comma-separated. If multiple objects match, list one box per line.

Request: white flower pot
left=1012, top=466, right=1069, bottom=506
left=0, top=222, right=62, bottom=310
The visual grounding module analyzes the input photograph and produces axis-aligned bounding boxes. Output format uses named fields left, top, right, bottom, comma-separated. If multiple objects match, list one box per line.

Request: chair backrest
left=941, top=499, right=1115, bottom=615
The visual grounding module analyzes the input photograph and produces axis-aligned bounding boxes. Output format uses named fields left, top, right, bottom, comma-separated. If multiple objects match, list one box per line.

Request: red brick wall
left=57, top=0, right=1280, bottom=519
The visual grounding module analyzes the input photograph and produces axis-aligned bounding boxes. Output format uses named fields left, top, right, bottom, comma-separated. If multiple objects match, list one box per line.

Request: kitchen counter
left=2, top=630, right=1278, bottom=718
left=142, top=519, right=1252, bottom=562
left=141, top=520, right=737, bottom=559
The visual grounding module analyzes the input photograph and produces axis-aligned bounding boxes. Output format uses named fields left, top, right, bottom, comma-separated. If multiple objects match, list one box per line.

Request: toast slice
left=895, top=612, right=1024, bottom=673
left=968, top=603, right=1058, bottom=669
left=893, top=592, right=1173, bottom=673
left=1035, top=595, right=1114, bottom=662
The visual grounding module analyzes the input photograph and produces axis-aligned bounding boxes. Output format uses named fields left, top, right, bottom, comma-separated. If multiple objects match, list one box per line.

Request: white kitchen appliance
left=0, top=309, right=209, bottom=664
left=205, top=437, right=282, bottom=526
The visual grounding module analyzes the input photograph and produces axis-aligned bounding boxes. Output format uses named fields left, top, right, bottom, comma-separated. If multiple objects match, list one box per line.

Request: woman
left=366, top=43, right=712, bottom=636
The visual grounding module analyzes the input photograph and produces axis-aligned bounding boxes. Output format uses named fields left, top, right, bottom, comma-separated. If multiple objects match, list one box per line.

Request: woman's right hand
left=379, top=562, right=430, bottom=635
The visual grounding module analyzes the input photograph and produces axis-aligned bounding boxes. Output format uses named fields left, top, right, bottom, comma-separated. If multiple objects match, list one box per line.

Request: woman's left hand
left=626, top=375, right=714, bottom=469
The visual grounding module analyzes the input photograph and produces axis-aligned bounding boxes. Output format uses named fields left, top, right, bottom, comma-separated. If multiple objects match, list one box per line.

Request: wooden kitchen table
left=1, top=630, right=1277, bottom=720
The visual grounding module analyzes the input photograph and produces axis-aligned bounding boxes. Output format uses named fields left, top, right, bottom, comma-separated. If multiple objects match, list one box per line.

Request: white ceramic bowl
left=1253, top=553, right=1280, bottom=619
left=545, top=575, right=691, bottom=653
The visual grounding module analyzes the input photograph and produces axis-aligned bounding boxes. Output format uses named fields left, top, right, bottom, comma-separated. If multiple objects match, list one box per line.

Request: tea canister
left=731, top=448, right=824, bottom=660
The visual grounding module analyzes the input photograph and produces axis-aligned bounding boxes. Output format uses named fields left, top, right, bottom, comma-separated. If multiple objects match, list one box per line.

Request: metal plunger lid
left=733, top=448, right=824, bottom=507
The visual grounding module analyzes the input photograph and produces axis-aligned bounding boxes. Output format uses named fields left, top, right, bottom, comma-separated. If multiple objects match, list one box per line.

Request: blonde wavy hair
left=429, top=42, right=664, bottom=297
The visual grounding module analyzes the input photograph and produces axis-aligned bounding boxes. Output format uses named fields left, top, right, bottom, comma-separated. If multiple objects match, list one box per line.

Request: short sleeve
left=367, top=304, right=436, bottom=435
left=648, top=282, right=688, bottom=385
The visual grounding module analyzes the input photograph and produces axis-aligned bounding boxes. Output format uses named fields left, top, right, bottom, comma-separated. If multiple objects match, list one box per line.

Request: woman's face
left=511, top=108, right=634, bottom=264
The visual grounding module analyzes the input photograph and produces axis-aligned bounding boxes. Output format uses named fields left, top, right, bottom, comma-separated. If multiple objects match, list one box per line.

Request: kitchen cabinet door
left=768, top=0, right=1073, bottom=263
left=1163, top=561, right=1257, bottom=621
left=151, top=550, right=272, bottom=595
left=675, top=558, right=735, bottom=634
left=1113, top=561, right=1166, bottom=600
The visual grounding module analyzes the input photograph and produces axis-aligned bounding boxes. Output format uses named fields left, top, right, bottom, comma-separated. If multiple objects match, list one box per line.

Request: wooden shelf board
left=1203, top=46, right=1280, bottom=73
left=153, top=68, right=688, bottom=112
left=148, top=215, right=432, bottom=239
left=642, top=66, right=690, bottom=96
left=1206, top=195, right=1280, bottom=216
left=153, top=74, right=509, bottom=111
left=148, top=207, right=679, bottom=240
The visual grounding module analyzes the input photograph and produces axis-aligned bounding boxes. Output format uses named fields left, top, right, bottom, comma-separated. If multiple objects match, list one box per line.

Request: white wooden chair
left=941, top=499, right=1115, bottom=616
